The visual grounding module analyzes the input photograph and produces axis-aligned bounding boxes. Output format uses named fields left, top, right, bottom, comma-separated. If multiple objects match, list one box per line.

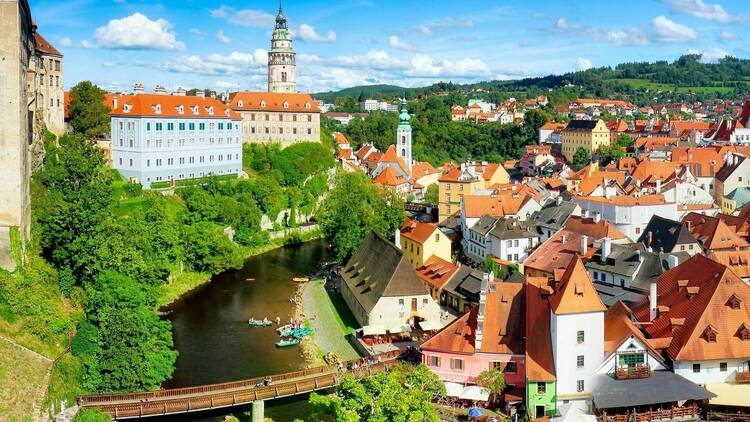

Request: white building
left=549, top=257, right=606, bottom=402
left=573, top=194, right=679, bottom=242
left=110, top=92, right=242, bottom=188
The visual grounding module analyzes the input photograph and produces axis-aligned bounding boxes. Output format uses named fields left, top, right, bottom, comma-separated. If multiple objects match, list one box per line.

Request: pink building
left=420, top=274, right=526, bottom=390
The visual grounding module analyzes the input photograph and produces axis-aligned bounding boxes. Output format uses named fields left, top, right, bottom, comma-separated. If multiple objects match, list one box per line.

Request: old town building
left=227, top=92, right=320, bottom=146
left=33, top=32, right=64, bottom=135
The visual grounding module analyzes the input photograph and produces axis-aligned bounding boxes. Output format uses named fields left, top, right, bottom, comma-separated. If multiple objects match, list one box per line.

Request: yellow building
left=438, top=162, right=510, bottom=224
left=398, top=219, right=452, bottom=268
left=561, top=119, right=610, bottom=162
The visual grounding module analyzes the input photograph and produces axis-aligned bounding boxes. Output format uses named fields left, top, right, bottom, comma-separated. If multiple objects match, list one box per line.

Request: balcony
left=737, top=370, right=750, bottom=384
left=615, top=364, right=651, bottom=380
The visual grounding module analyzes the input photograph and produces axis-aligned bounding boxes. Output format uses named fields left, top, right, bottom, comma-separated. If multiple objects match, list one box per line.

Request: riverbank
left=301, top=279, right=361, bottom=362
left=158, top=228, right=323, bottom=308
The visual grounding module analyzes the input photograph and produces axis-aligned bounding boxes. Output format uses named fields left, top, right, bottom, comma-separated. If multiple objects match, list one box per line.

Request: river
left=163, top=239, right=332, bottom=421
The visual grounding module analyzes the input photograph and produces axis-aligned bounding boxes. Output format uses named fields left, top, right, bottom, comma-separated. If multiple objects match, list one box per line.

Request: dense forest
left=317, top=54, right=750, bottom=108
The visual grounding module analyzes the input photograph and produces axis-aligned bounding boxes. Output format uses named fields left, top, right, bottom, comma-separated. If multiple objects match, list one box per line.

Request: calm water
left=162, top=239, right=332, bottom=421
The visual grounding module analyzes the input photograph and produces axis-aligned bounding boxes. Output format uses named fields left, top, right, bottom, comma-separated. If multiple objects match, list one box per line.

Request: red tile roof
left=400, top=219, right=440, bottom=244
left=372, top=166, right=408, bottom=187
left=110, top=94, right=239, bottom=119
left=633, top=254, right=750, bottom=361
left=682, top=212, right=749, bottom=251
left=34, top=32, right=62, bottom=57
left=227, top=91, right=320, bottom=113
left=525, top=278, right=556, bottom=382
left=415, top=256, right=459, bottom=291
left=523, top=229, right=597, bottom=275
left=549, top=256, right=606, bottom=315
left=563, top=216, right=626, bottom=240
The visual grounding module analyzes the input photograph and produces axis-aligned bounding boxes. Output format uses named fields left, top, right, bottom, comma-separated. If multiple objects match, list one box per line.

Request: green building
left=525, top=281, right=557, bottom=419
left=525, top=380, right=557, bottom=419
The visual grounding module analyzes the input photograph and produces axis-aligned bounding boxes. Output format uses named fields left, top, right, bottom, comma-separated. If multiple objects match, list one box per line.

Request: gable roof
left=564, top=215, right=626, bottom=241
left=400, top=219, right=440, bottom=244
left=341, top=232, right=429, bottom=313
left=564, top=119, right=600, bottom=131
left=227, top=91, right=320, bottom=113
left=716, top=153, right=747, bottom=182
left=523, top=229, right=597, bottom=275
left=549, top=256, right=606, bottom=315
left=525, top=278, right=556, bottom=381
left=377, top=145, right=410, bottom=175
left=638, top=215, right=697, bottom=253
left=415, top=256, right=460, bottom=291
left=372, top=166, right=408, bottom=187
left=604, top=302, right=664, bottom=363
left=633, top=254, right=750, bottom=361
left=682, top=212, right=749, bottom=251
left=532, top=200, right=578, bottom=232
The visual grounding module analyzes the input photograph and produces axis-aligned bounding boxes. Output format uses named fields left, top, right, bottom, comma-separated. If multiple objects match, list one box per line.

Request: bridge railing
left=80, top=349, right=406, bottom=406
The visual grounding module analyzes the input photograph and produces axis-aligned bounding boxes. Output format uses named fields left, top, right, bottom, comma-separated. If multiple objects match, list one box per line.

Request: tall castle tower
left=396, top=99, right=412, bottom=175
left=268, top=1, right=296, bottom=93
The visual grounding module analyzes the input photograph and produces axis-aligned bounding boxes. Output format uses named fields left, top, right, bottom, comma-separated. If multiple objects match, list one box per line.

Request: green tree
left=598, top=144, right=624, bottom=167
left=309, top=363, right=445, bottom=422
left=477, top=369, right=506, bottom=404
left=74, top=408, right=111, bottom=422
left=317, top=171, right=406, bottom=262
left=69, top=81, right=111, bottom=139
left=615, top=133, right=634, bottom=148
left=72, top=271, right=177, bottom=393
left=572, top=147, right=591, bottom=170
left=182, top=222, right=244, bottom=273
left=422, top=184, right=439, bottom=204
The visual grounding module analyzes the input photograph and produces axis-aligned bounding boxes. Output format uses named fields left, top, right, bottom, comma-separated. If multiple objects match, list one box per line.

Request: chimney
left=394, top=229, right=401, bottom=249
left=667, top=254, right=679, bottom=269
left=649, top=281, right=658, bottom=321
left=593, top=212, right=601, bottom=223
left=648, top=231, right=653, bottom=247
left=154, top=85, right=167, bottom=95
left=561, top=234, right=567, bottom=244
left=133, top=82, right=144, bottom=94
left=113, top=96, right=118, bottom=110
left=636, top=249, right=643, bottom=262
left=475, top=273, right=488, bottom=351
left=196, top=90, right=205, bottom=99
left=556, top=196, right=563, bottom=206
left=601, top=237, right=611, bottom=262
left=656, top=179, right=662, bottom=192
left=581, top=235, right=588, bottom=255
left=583, top=209, right=589, bottom=218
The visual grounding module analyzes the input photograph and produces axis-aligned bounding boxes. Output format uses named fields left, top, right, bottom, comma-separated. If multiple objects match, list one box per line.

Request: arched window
left=402, top=135, right=406, bottom=144
left=402, top=148, right=406, bottom=156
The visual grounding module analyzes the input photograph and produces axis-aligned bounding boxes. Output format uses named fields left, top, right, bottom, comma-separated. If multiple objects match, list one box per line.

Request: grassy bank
left=158, top=228, right=324, bottom=308
left=0, top=339, right=50, bottom=420
left=304, top=279, right=360, bottom=361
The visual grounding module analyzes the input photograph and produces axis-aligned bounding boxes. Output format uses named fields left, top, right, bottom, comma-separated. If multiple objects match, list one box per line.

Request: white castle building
left=110, top=90, right=242, bottom=188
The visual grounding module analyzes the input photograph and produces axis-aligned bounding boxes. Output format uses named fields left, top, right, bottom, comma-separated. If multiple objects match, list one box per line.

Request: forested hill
left=316, top=54, right=750, bottom=105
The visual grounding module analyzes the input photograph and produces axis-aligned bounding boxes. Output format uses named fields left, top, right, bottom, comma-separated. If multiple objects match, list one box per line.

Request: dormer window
left=154, top=104, right=162, bottom=114
left=238, top=100, right=244, bottom=108
left=703, top=325, right=718, bottom=343
left=177, top=105, right=184, bottom=115
left=123, top=104, right=132, bottom=113
left=192, top=106, right=199, bottom=115
left=738, top=324, right=750, bottom=341
left=305, top=102, right=311, bottom=109
left=283, top=101, right=289, bottom=109
left=728, top=294, right=742, bottom=310
left=207, top=106, right=214, bottom=115
left=260, top=101, right=266, bottom=108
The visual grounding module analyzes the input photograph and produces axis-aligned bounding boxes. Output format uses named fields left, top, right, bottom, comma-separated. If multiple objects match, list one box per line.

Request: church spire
left=275, top=0, right=287, bottom=29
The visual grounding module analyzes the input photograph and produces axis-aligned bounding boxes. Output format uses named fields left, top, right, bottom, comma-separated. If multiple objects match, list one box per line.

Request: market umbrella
left=468, top=407, right=484, bottom=418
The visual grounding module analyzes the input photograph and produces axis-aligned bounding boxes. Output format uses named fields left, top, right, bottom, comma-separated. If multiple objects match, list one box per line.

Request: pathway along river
left=162, top=239, right=332, bottom=421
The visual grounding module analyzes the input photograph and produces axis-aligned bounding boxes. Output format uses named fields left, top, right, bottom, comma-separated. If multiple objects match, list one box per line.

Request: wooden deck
left=80, top=350, right=407, bottom=419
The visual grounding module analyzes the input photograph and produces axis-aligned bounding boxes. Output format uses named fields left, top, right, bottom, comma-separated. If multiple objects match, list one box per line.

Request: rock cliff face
left=29, top=115, right=48, bottom=174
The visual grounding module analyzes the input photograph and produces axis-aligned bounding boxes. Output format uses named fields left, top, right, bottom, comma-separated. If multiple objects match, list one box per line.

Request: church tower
left=396, top=99, right=412, bottom=175
left=268, top=1, right=296, bottom=93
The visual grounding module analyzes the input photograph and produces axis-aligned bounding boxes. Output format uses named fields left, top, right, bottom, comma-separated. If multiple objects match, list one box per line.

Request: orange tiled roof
left=400, top=219, right=440, bottom=244
left=549, top=256, right=606, bottom=315
left=462, top=191, right=535, bottom=219
left=525, top=278, right=556, bottom=381
left=110, top=94, right=240, bottom=119
left=227, top=91, right=320, bottom=113
left=333, top=132, right=349, bottom=145
left=372, top=166, right=408, bottom=187
left=709, top=250, right=750, bottom=279
left=438, top=162, right=504, bottom=183
left=378, top=145, right=410, bottom=175
left=415, top=255, right=459, bottom=291
left=355, top=144, right=378, bottom=161
left=575, top=193, right=670, bottom=207
left=633, top=254, right=750, bottom=361
left=631, top=161, right=680, bottom=183
left=604, top=301, right=663, bottom=361
left=411, top=161, right=439, bottom=179
left=34, top=32, right=62, bottom=56
left=337, top=148, right=352, bottom=160
left=577, top=168, right=627, bottom=196
left=563, top=215, right=626, bottom=240
left=634, top=137, right=680, bottom=150
left=540, top=122, right=566, bottom=131
left=523, top=229, right=597, bottom=275
left=683, top=212, right=749, bottom=251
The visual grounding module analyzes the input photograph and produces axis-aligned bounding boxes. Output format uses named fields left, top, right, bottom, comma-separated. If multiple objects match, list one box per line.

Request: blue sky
left=28, top=0, right=750, bottom=93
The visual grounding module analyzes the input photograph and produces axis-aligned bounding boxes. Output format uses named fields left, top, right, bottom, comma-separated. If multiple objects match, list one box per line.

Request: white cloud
left=322, top=68, right=373, bottom=88
left=651, top=15, right=697, bottom=43
left=685, top=47, right=729, bottom=62
left=417, top=16, right=474, bottom=36
left=407, top=54, right=489, bottom=77
left=297, top=24, right=336, bottom=42
left=389, top=35, right=418, bottom=52
left=80, top=39, right=93, bottom=49
left=334, top=50, right=408, bottom=71
left=297, top=53, right=321, bottom=63
left=211, top=6, right=275, bottom=28
left=719, top=30, right=736, bottom=40
left=158, top=50, right=267, bottom=76
left=189, top=28, right=204, bottom=36
left=661, top=0, right=732, bottom=22
left=553, top=17, right=648, bottom=46
left=93, top=13, right=186, bottom=50
left=214, top=80, right=237, bottom=89
left=57, top=37, right=72, bottom=47
left=217, top=30, right=231, bottom=44
left=253, top=49, right=268, bottom=64
left=576, top=57, right=593, bottom=71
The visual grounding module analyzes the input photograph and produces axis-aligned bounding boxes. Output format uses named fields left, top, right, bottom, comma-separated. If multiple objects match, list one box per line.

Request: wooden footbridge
left=78, top=350, right=408, bottom=419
